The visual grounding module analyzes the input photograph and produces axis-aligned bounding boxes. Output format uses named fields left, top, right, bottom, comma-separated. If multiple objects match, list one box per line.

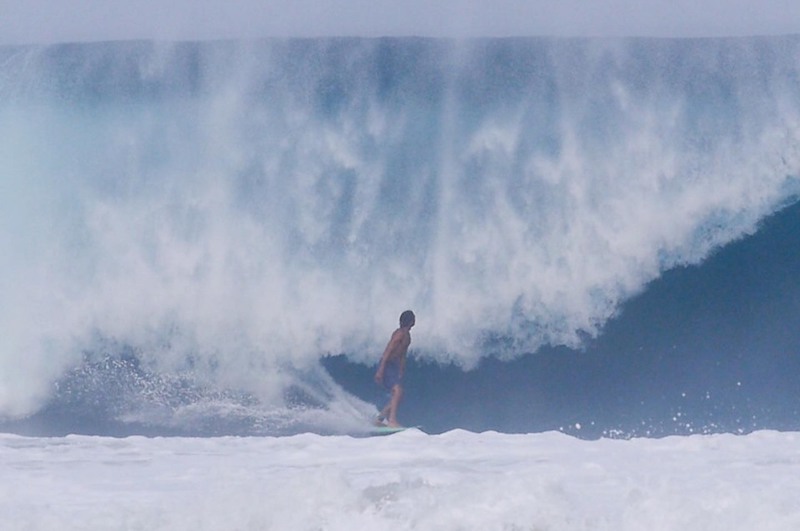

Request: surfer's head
left=400, top=310, right=415, bottom=328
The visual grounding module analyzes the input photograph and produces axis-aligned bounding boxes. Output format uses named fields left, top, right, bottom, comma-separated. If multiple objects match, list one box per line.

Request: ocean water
left=3, top=429, right=800, bottom=530
left=2, top=35, right=800, bottom=529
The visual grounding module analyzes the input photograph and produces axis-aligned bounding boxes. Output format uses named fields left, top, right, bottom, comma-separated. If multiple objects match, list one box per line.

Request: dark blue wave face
left=326, top=200, right=800, bottom=438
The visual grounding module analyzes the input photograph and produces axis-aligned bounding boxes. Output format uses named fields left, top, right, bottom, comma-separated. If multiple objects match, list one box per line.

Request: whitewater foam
left=2, top=430, right=800, bottom=530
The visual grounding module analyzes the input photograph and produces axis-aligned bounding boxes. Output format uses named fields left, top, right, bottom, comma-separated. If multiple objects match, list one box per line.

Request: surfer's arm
left=374, top=359, right=385, bottom=383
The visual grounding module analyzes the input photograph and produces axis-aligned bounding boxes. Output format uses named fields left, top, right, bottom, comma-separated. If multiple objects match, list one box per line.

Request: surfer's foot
left=374, top=414, right=387, bottom=426
left=387, top=421, right=403, bottom=428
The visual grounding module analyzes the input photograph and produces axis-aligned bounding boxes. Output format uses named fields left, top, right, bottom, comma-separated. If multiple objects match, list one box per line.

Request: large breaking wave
left=1, top=36, right=799, bottom=434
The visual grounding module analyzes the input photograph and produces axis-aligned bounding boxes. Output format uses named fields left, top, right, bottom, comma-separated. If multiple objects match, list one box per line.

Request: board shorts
left=383, top=360, right=402, bottom=391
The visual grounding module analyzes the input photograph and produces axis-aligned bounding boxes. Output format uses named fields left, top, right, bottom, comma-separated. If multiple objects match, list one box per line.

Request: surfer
left=374, top=310, right=415, bottom=428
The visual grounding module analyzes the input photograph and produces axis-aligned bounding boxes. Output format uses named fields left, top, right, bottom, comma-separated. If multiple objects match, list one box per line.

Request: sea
left=1, top=36, right=800, bottom=529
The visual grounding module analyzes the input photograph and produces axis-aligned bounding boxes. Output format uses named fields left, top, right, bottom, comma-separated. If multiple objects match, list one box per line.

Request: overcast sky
left=1, top=0, right=799, bottom=45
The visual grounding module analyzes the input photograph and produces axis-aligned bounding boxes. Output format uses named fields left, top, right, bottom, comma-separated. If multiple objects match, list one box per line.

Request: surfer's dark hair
left=400, top=310, right=415, bottom=327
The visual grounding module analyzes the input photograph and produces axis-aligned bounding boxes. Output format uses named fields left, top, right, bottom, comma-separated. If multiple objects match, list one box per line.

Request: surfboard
left=368, top=425, right=421, bottom=436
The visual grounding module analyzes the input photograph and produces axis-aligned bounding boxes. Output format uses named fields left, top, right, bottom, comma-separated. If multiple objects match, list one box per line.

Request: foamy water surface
left=2, top=429, right=799, bottom=530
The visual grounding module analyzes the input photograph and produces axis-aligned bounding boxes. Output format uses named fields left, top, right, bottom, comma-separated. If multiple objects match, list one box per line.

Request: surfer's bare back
left=375, top=310, right=415, bottom=427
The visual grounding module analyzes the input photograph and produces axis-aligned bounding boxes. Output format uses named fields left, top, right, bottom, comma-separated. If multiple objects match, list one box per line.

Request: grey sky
left=1, top=0, right=799, bottom=45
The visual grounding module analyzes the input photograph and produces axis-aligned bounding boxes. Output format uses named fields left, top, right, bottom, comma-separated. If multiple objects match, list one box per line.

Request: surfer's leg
left=386, top=384, right=403, bottom=427
left=377, top=363, right=402, bottom=425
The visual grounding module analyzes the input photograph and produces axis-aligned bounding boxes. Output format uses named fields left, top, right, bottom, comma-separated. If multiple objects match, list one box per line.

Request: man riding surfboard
left=374, top=310, right=415, bottom=428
